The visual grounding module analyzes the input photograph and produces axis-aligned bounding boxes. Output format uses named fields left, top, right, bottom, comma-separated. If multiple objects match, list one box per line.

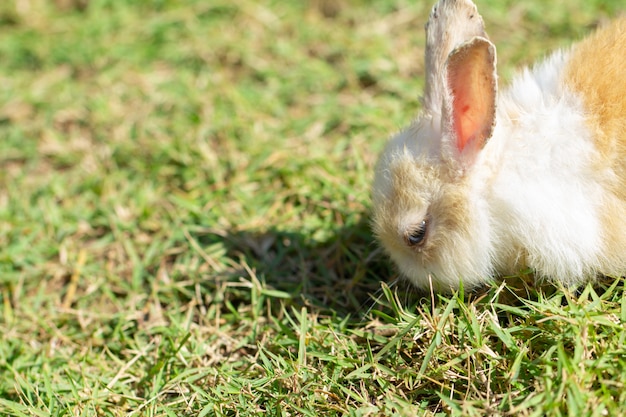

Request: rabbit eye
left=404, top=219, right=428, bottom=248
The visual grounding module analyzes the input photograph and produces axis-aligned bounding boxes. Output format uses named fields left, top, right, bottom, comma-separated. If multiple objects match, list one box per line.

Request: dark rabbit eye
left=405, top=219, right=428, bottom=247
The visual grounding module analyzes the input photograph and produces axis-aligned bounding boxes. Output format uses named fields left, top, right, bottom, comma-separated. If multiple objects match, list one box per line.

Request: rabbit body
left=372, top=0, right=626, bottom=291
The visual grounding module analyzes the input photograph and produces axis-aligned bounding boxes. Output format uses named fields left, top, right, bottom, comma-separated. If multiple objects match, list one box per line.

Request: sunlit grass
left=0, top=0, right=625, bottom=415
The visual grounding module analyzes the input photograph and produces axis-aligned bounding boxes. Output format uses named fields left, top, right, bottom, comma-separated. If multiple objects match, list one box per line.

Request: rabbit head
left=372, top=0, right=498, bottom=291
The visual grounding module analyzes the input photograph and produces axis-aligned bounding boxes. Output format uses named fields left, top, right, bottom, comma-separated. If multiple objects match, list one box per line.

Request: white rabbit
left=372, top=0, right=626, bottom=292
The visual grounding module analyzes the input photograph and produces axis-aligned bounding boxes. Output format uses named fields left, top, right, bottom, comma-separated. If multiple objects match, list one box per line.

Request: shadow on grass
left=203, top=215, right=431, bottom=320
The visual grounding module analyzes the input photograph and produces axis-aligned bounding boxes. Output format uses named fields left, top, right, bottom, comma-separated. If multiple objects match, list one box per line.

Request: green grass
left=1, top=0, right=625, bottom=415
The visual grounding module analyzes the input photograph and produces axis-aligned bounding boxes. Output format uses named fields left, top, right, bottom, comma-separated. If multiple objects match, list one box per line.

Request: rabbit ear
left=423, top=0, right=489, bottom=113
left=443, top=37, right=497, bottom=160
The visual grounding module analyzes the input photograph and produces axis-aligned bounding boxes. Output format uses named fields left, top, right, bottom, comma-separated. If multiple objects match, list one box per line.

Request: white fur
left=479, top=50, right=604, bottom=284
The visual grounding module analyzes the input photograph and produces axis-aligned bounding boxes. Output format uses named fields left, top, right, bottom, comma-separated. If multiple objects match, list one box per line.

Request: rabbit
left=371, top=0, right=626, bottom=292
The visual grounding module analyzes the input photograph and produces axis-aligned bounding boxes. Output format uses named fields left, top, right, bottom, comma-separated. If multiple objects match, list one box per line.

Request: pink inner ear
left=446, top=38, right=496, bottom=155
left=452, top=82, right=487, bottom=152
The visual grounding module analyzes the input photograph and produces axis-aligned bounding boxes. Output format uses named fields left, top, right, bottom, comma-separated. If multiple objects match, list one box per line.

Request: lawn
left=1, top=0, right=625, bottom=416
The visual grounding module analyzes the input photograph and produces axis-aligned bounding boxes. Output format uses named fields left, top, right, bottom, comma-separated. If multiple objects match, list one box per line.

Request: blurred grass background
left=0, top=0, right=625, bottom=415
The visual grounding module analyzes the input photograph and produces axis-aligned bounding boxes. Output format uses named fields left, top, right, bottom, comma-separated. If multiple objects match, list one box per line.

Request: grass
left=0, top=0, right=625, bottom=415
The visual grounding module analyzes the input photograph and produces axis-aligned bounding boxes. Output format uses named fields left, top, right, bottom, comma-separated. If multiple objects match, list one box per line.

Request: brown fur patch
left=564, top=18, right=626, bottom=273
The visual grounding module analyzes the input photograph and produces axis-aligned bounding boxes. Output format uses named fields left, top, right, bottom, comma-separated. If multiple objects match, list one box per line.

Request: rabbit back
left=485, top=18, right=626, bottom=284
left=564, top=18, right=626, bottom=277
